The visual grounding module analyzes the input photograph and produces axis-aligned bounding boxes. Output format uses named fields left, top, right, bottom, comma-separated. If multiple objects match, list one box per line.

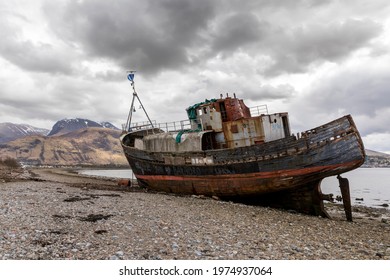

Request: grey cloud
left=257, top=84, right=296, bottom=100
left=295, top=19, right=381, bottom=60
left=0, top=40, right=73, bottom=74
left=264, top=19, right=382, bottom=76
left=310, top=71, right=390, bottom=118
left=0, top=74, right=124, bottom=125
left=44, top=0, right=216, bottom=75
left=94, top=70, right=125, bottom=82
left=237, top=83, right=297, bottom=103
left=211, top=12, right=267, bottom=56
left=0, top=11, right=73, bottom=74
left=217, top=0, right=332, bottom=11
left=288, top=62, right=390, bottom=137
left=0, top=94, right=66, bottom=122
left=41, top=0, right=385, bottom=79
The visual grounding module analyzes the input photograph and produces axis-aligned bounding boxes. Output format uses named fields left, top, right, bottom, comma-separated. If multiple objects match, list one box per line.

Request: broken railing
left=124, top=105, right=269, bottom=135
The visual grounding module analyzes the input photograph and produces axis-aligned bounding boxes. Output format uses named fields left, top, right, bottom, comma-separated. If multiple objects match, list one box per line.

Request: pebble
left=1, top=168, right=390, bottom=260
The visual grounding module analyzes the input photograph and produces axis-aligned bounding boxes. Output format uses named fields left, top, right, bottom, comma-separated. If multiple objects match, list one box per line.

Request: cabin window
left=231, top=124, right=239, bottom=133
left=282, top=116, right=290, bottom=137
left=203, top=107, right=208, bottom=114
left=198, top=108, right=203, bottom=116
left=201, top=132, right=215, bottom=150
left=219, top=102, right=227, bottom=121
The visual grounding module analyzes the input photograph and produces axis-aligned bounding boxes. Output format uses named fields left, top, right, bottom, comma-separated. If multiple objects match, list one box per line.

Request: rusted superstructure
left=121, top=78, right=365, bottom=220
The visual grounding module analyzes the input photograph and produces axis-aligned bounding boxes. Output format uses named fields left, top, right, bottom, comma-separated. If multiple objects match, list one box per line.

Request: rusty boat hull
left=121, top=115, right=365, bottom=217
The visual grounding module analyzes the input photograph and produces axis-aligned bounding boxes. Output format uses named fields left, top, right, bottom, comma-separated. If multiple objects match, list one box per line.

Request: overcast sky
left=1, top=0, right=390, bottom=152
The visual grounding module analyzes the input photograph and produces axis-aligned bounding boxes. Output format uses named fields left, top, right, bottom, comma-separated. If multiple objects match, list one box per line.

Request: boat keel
left=337, top=175, right=353, bottom=222
left=229, top=176, right=354, bottom=221
left=228, top=180, right=331, bottom=218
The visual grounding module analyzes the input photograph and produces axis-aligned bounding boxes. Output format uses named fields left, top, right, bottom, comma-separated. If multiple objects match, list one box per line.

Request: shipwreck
left=120, top=74, right=365, bottom=220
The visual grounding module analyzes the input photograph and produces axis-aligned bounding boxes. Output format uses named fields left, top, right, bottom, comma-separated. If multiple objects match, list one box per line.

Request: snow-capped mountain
left=0, top=127, right=127, bottom=166
left=1, top=119, right=124, bottom=166
left=100, top=121, right=120, bottom=130
left=48, top=118, right=101, bottom=136
left=47, top=118, right=119, bottom=136
left=0, top=122, right=50, bottom=143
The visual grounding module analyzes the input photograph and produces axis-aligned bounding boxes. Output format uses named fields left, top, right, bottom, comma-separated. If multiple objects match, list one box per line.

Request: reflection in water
left=78, top=169, right=134, bottom=179
left=322, top=168, right=390, bottom=208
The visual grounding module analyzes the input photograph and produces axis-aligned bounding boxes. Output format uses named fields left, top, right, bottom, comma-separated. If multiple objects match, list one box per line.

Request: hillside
left=365, top=149, right=390, bottom=158
left=363, top=149, right=390, bottom=168
left=0, top=127, right=127, bottom=166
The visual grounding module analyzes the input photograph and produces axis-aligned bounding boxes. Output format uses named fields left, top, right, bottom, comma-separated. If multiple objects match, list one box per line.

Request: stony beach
left=1, top=166, right=390, bottom=260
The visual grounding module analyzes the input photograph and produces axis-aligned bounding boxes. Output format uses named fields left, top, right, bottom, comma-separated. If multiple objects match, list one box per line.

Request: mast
left=125, top=71, right=154, bottom=131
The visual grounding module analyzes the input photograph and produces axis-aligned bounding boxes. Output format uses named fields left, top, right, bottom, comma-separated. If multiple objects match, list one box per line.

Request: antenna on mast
left=125, top=71, right=154, bottom=131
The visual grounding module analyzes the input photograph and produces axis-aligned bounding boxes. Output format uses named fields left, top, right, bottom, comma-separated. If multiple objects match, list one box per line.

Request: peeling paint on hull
left=134, top=160, right=363, bottom=196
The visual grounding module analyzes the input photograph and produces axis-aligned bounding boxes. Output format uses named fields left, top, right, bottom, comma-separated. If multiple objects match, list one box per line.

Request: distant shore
left=1, top=166, right=390, bottom=260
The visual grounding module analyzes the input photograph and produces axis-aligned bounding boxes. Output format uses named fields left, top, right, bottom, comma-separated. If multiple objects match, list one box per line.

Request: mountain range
left=0, top=123, right=50, bottom=144
left=365, top=149, right=390, bottom=158
left=1, top=119, right=389, bottom=167
left=363, top=149, right=390, bottom=168
left=0, top=119, right=126, bottom=166
left=0, top=118, right=119, bottom=143
left=47, top=118, right=119, bottom=136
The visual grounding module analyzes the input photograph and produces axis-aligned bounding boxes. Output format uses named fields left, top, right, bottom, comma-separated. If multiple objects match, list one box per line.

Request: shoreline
left=47, top=167, right=390, bottom=219
left=1, top=166, right=390, bottom=260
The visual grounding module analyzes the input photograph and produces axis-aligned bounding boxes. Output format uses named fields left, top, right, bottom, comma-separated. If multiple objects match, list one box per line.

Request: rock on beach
left=1, top=167, right=390, bottom=260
